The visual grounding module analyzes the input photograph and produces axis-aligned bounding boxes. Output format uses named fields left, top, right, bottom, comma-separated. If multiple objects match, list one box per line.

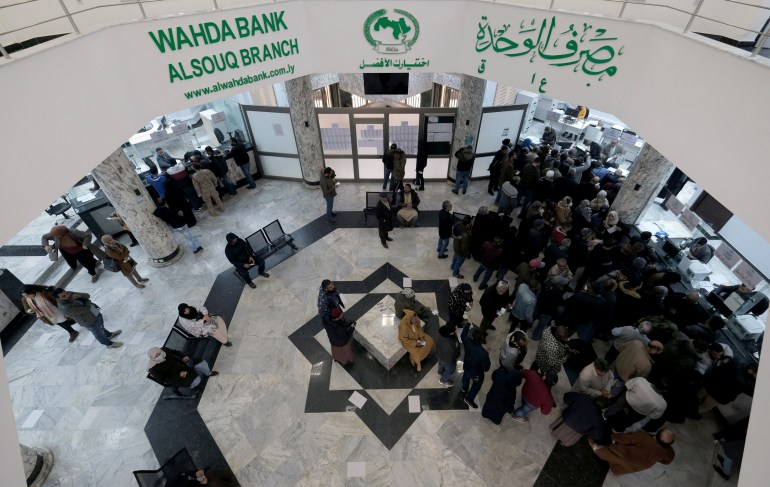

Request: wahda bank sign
left=146, top=10, right=301, bottom=99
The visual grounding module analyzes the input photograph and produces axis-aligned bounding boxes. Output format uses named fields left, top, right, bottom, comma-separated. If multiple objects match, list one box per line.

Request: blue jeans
left=461, top=371, right=484, bottom=402
left=438, top=360, right=456, bottom=382
left=87, top=314, right=114, bottom=346
left=454, top=170, right=470, bottom=193
left=451, top=255, right=466, bottom=276
left=175, top=226, right=202, bottom=251
left=383, top=166, right=393, bottom=189
left=219, top=175, right=237, bottom=195
left=189, top=360, right=212, bottom=389
left=577, top=321, right=597, bottom=342
left=532, top=314, right=552, bottom=340
left=325, top=195, right=334, bottom=222
left=239, top=163, right=256, bottom=188
left=514, top=399, right=537, bottom=418
left=437, top=237, right=450, bottom=256
left=473, top=264, right=495, bottom=287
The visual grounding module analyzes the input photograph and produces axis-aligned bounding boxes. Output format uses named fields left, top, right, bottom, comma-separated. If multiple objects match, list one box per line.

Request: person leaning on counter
left=713, top=283, right=769, bottom=316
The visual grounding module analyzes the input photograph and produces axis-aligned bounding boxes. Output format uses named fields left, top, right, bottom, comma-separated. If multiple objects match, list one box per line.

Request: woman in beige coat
left=398, top=309, right=434, bottom=372
left=21, top=284, right=79, bottom=342
left=101, top=235, right=149, bottom=288
left=191, top=165, right=224, bottom=217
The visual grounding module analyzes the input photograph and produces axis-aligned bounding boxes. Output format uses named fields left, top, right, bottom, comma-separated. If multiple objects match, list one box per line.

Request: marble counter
left=354, top=295, right=405, bottom=370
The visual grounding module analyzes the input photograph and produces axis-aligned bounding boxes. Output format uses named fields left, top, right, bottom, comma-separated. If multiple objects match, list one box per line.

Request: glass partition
left=318, top=114, right=352, bottom=155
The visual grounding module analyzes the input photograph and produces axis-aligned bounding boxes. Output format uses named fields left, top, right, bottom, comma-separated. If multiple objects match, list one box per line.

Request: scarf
left=147, top=347, right=166, bottom=370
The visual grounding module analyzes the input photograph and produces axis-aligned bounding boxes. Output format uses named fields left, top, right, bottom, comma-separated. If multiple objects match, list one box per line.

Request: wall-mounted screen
left=363, top=74, right=409, bottom=95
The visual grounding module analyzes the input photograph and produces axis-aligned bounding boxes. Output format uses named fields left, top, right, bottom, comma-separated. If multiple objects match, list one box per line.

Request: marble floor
left=2, top=177, right=743, bottom=486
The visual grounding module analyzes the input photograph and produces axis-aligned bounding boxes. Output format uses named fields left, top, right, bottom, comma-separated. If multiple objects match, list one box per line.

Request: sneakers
left=260, top=272, right=270, bottom=278
left=382, top=241, right=389, bottom=248
left=107, top=330, right=122, bottom=339
left=439, top=379, right=454, bottom=388
left=451, top=189, right=459, bottom=195
left=107, top=341, right=123, bottom=349
left=464, top=398, right=479, bottom=409
left=438, top=254, right=449, bottom=259
left=91, top=273, right=99, bottom=283
left=68, top=331, right=79, bottom=343
left=511, top=415, right=529, bottom=423
left=247, top=282, right=257, bottom=289
left=224, top=341, right=233, bottom=347
left=386, top=237, right=394, bottom=241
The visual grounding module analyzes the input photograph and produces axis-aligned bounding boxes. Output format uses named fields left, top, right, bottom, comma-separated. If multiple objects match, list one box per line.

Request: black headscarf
left=226, top=233, right=239, bottom=244
left=178, top=303, right=203, bottom=320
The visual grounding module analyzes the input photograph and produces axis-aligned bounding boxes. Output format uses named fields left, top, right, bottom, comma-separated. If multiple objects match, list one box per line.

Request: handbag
left=103, top=257, right=120, bottom=273
left=47, top=246, right=59, bottom=262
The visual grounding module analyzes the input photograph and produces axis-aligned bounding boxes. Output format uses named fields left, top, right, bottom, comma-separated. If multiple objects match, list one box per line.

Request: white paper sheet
left=403, top=277, right=412, bottom=288
left=348, top=391, right=367, bottom=409
left=408, top=395, right=421, bottom=413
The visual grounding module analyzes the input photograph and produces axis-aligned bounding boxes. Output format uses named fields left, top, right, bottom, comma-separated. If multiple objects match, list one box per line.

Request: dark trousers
left=462, top=371, right=484, bottom=402
left=391, top=180, right=404, bottom=202
left=605, top=394, right=666, bottom=432
left=379, top=227, right=390, bottom=244
left=61, top=249, right=97, bottom=276
left=479, top=316, right=496, bottom=338
left=56, top=320, right=77, bottom=335
left=126, top=231, right=139, bottom=246
left=415, top=170, right=425, bottom=190
left=234, top=257, right=265, bottom=284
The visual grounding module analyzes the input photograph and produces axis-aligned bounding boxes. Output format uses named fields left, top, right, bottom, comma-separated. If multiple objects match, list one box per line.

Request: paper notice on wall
left=211, top=112, right=226, bottom=123
left=715, top=243, right=741, bottom=268
left=149, top=130, right=168, bottom=141
left=619, top=132, right=638, bottom=145
left=427, top=123, right=453, bottom=133
left=733, top=261, right=763, bottom=289
left=678, top=208, right=700, bottom=231
left=433, top=133, right=452, bottom=142
left=665, top=196, right=684, bottom=215
left=501, top=128, right=509, bottom=137
left=273, top=124, right=284, bottom=136
left=602, top=127, right=622, bottom=140
left=546, top=110, right=561, bottom=122
left=171, top=124, right=189, bottom=135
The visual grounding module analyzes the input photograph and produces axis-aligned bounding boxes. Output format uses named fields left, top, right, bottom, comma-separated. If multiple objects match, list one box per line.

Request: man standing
left=448, top=283, right=474, bottom=326
left=479, top=280, right=511, bottom=342
left=452, top=145, right=475, bottom=195
left=512, top=369, right=557, bottom=423
left=54, top=289, right=122, bottom=348
left=228, top=137, right=256, bottom=189
left=573, top=358, right=613, bottom=398
left=437, top=200, right=453, bottom=259
left=415, top=141, right=428, bottom=191
left=153, top=199, right=203, bottom=254
left=460, top=322, right=491, bottom=409
left=320, top=167, right=337, bottom=224
left=436, top=323, right=460, bottom=387
left=451, top=217, right=472, bottom=279
left=317, top=279, right=344, bottom=320
left=382, top=144, right=396, bottom=190
left=590, top=430, right=675, bottom=476
left=224, top=233, right=270, bottom=289
left=204, top=146, right=237, bottom=196
left=391, top=145, right=407, bottom=203
left=376, top=193, right=393, bottom=248
left=155, top=147, right=178, bottom=171
left=499, top=330, right=528, bottom=372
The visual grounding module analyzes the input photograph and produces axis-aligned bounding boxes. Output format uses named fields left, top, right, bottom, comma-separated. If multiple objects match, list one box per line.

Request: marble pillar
left=91, top=149, right=182, bottom=267
left=610, top=143, right=675, bottom=225
left=449, top=74, right=486, bottom=180
left=20, top=444, right=53, bottom=487
left=0, top=354, right=26, bottom=487
left=284, top=76, right=325, bottom=186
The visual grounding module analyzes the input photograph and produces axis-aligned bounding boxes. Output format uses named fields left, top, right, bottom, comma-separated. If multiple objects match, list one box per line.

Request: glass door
left=355, top=120, right=385, bottom=179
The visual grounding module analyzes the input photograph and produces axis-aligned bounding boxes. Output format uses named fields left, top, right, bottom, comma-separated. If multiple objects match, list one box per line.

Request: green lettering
left=191, top=58, right=203, bottom=78
left=240, top=48, right=252, bottom=66
left=250, top=46, right=262, bottom=63
left=176, top=27, right=194, bottom=50
left=225, top=51, right=239, bottom=69
left=169, top=63, right=183, bottom=83
left=280, top=39, right=290, bottom=56
left=262, top=43, right=273, bottom=61
left=289, top=38, right=299, bottom=54
left=204, top=22, right=220, bottom=43
left=274, top=11, right=287, bottom=31
left=228, top=81, right=235, bottom=89
left=251, top=15, right=265, bottom=35
left=235, top=17, right=249, bottom=37
left=150, top=29, right=176, bottom=53
left=262, top=13, right=275, bottom=32
left=213, top=84, right=220, bottom=92
left=271, top=42, right=282, bottom=59
left=189, top=23, right=208, bottom=47
left=221, top=20, right=236, bottom=42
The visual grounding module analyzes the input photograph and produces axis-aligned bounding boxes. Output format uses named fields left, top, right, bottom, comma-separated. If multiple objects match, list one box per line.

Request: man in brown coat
left=590, top=430, right=675, bottom=475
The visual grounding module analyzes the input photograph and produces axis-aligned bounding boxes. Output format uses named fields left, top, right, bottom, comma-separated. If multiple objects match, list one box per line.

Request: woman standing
left=177, top=303, right=232, bottom=346
left=101, top=235, right=149, bottom=288
left=41, top=225, right=100, bottom=282
left=21, top=284, right=79, bottom=342
left=322, top=308, right=355, bottom=366
left=398, top=309, right=434, bottom=372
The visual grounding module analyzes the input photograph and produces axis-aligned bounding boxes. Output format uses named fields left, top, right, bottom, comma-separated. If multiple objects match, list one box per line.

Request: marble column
left=91, top=149, right=182, bottom=267
left=284, top=76, right=325, bottom=186
left=610, top=143, right=676, bottom=225
left=20, top=444, right=53, bottom=487
left=0, top=354, right=26, bottom=487
left=449, top=74, right=486, bottom=180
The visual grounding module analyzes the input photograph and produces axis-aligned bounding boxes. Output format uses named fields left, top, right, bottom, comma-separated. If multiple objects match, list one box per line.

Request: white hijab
left=147, top=347, right=166, bottom=370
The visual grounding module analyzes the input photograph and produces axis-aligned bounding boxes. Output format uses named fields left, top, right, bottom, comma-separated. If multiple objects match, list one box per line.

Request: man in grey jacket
left=54, top=289, right=122, bottom=348
left=320, top=167, right=338, bottom=224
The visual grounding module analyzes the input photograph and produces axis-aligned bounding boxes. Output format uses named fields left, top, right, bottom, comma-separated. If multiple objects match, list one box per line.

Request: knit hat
left=597, top=190, right=607, bottom=199
left=226, top=232, right=238, bottom=242
left=330, top=308, right=343, bottom=319
left=529, top=259, right=545, bottom=269
left=633, top=257, right=647, bottom=269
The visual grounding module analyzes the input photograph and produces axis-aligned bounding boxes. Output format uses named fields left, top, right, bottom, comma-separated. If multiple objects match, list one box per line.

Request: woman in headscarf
left=398, top=309, right=435, bottom=372
left=41, top=225, right=101, bottom=282
left=147, top=347, right=217, bottom=390
left=481, top=366, right=523, bottom=425
left=554, top=196, right=573, bottom=226
left=21, top=284, right=79, bottom=342
left=602, top=210, right=620, bottom=236
left=322, top=308, right=355, bottom=366
left=101, top=235, right=149, bottom=288
left=591, top=190, right=609, bottom=212
left=177, top=303, right=232, bottom=346
left=317, top=279, right=344, bottom=319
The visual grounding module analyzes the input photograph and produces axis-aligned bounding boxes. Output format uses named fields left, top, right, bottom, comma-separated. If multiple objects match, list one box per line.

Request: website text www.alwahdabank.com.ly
left=183, top=63, right=294, bottom=99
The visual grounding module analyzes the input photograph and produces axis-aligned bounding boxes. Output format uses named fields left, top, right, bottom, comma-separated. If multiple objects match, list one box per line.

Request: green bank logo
left=364, top=8, right=420, bottom=54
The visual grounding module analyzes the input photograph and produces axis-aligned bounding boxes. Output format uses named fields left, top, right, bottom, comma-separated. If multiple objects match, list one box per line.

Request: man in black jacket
left=376, top=193, right=394, bottom=248
left=436, top=323, right=460, bottom=387
left=205, top=146, right=237, bottom=195
left=437, top=200, right=453, bottom=259
left=460, top=322, right=491, bottom=408
left=228, top=138, right=256, bottom=189
left=479, top=280, right=511, bottom=342
left=224, top=232, right=270, bottom=288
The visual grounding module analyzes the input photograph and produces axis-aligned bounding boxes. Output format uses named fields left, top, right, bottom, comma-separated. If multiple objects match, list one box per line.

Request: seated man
left=147, top=347, right=218, bottom=393
left=396, top=184, right=421, bottom=227
left=394, top=287, right=433, bottom=323
left=224, top=232, right=270, bottom=289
